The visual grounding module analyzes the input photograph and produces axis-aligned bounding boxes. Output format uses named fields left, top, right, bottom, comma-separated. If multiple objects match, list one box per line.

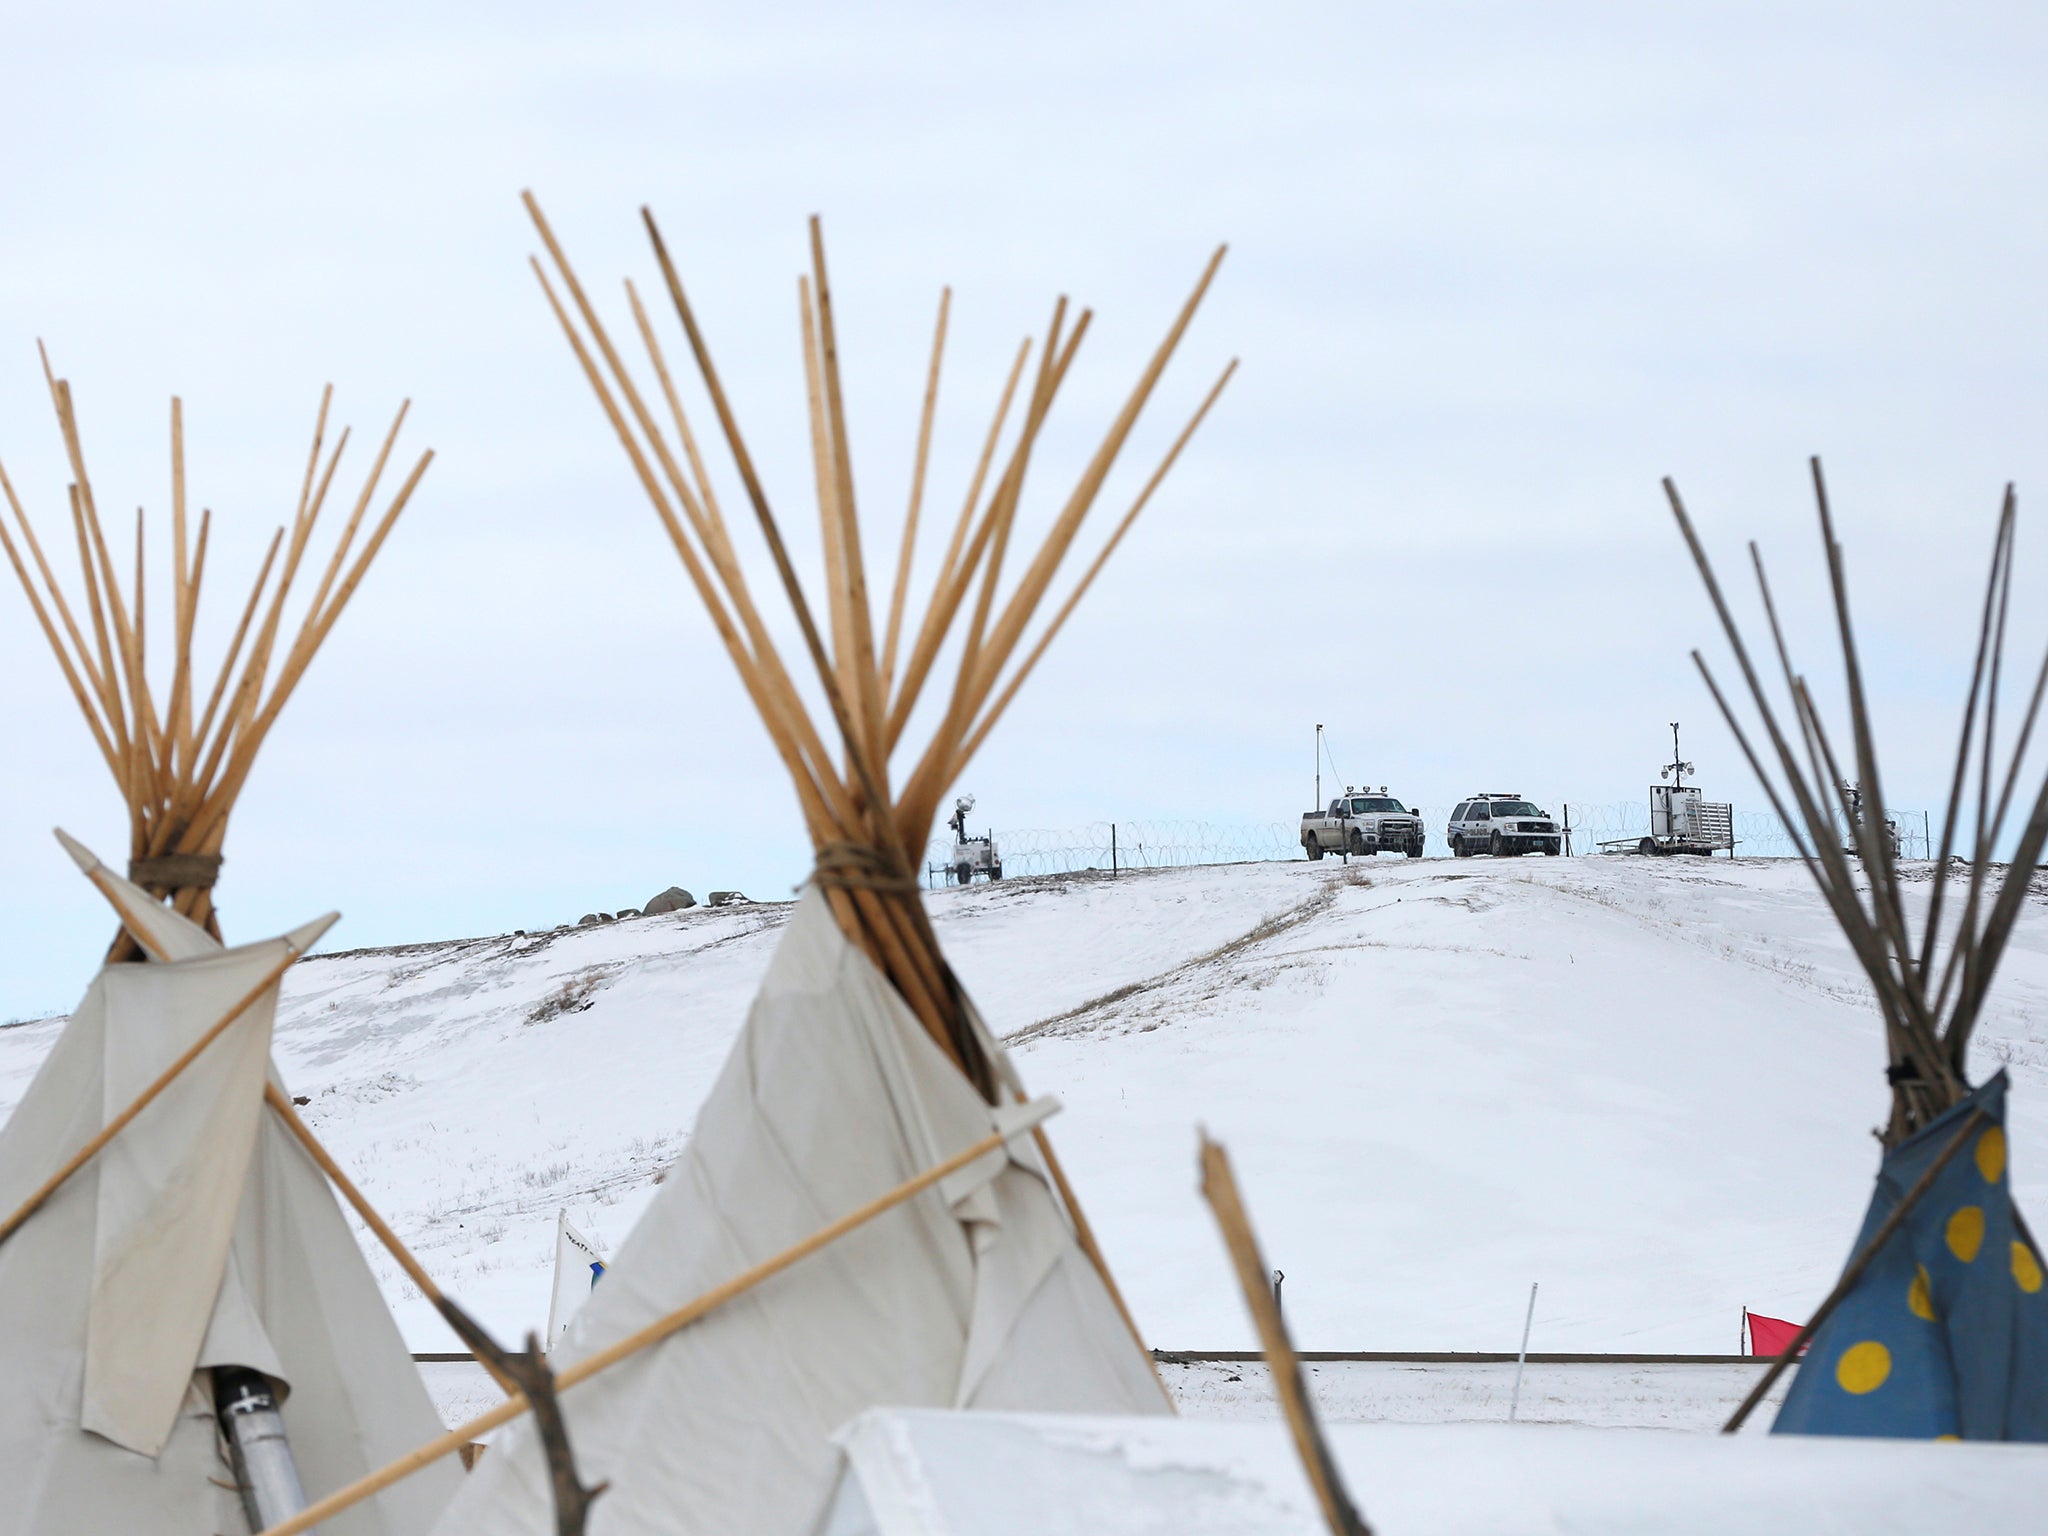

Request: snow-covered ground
left=5, top=855, right=2045, bottom=1366
left=1158, top=1356, right=1790, bottom=1431
left=825, top=1409, right=2048, bottom=1536
left=420, top=1354, right=1793, bottom=1437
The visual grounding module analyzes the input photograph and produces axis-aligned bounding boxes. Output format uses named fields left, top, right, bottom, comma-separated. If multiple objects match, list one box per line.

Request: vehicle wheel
left=1637, top=837, right=1656, bottom=857
left=1489, top=831, right=1503, bottom=857
left=1304, top=838, right=1323, bottom=861
left=991, top=865, right=1003, bottom=880
left=1451, top=835, right=1465, bottom=857
left=1406, top=842, right=1423, bottom=859
left=1543, top=844, right=1558, bottom=856
left=955, top=863, right=973, bottom=885
left=1349, top=830, right=1367, bottom=857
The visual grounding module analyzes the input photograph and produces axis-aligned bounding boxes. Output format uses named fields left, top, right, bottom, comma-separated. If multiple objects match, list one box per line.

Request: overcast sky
left=4, top=2, right=2046, bottom=1018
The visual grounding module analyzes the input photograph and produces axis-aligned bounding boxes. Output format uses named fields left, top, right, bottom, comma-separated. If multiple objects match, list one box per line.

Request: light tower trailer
left=1840, top=780, right=1904, bottom=862
left=1630, top=782, right=1736, bottom=856
left=1598, top=723, right=1736, bottom=857
left=937, top=795, right=1002, bottom=885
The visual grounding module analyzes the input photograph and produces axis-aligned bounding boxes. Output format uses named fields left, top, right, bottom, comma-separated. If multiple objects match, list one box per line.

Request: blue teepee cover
left=1776, top=1072, right=2048, bottom=1440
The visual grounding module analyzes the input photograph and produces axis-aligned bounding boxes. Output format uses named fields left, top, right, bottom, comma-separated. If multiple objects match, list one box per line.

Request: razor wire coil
left=923, top=804, right=1933, bottom=880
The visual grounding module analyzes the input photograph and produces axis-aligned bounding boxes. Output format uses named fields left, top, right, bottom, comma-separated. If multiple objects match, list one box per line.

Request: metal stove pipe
left=214, top=1367, right=314, bottom=1533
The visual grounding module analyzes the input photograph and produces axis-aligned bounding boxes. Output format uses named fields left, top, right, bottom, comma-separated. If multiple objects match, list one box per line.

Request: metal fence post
left=1509, top=1281, right=1538, bottom=1421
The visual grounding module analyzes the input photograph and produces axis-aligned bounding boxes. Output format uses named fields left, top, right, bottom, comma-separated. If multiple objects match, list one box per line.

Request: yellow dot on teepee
left=1975, top=1126, right=2007, bottom=1184
left=1947, top=1206, right=1986, bottom=1263
left=1936, top=1434, right=1961, bottom=1442
left=1908, top=1264, right=1937, bottom=1320
left=2015, top=1242, right=2044, bottom=1295
left=1836, top=1340, right=1892, bottom=1394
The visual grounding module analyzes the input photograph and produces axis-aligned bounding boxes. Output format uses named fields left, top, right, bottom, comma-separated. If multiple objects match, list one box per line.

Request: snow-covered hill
left=5, top=856, right=2044, bottom=1359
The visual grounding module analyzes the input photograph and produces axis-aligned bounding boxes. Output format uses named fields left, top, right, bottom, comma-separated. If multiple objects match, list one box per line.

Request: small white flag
left=545, top=1209, right=607, bottom=1351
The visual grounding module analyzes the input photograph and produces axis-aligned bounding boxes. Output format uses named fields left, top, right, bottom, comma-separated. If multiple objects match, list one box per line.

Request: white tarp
left=0, top=835, right=461, bottom=1534
left=821, top=1408, right=2048, bottom=1536
left=546, top=1209, right=607, bottom=1350
left=438, top=888, right=1165, bottom=1536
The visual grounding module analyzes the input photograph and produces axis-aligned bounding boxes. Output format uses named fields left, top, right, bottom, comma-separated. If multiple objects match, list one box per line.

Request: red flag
left=1746, top=1309, right=1805, bottom=1357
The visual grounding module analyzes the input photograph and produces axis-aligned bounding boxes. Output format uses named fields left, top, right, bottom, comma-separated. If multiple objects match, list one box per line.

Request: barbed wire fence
left=922, top=803, right=1935, bottom=882
left=1547, top=802, right=1932, bottom=860
left=922, top=820, right=1300, bottom=882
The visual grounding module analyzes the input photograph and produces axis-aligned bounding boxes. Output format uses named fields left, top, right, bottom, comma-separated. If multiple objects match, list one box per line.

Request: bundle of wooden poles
left=523, top=194, right=1234, bottom=1100
left=0, top=350, right=431, bottom=954
left=1666, top=461, right=2048, bottom=1144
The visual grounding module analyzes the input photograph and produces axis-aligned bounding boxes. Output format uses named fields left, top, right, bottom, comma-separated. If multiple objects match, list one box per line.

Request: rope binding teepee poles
left=0, top=352, right=432, bottom=955
left=1666, top=463, right=2048, bottom=1145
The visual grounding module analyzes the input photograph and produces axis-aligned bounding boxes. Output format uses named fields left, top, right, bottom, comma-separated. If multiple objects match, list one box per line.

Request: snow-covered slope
left=4, top=857, right=2043, bottom=1358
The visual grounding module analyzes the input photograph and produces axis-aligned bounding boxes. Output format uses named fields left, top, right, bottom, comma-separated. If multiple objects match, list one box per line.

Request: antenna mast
left=1662, top=721, right=1693, bottom=790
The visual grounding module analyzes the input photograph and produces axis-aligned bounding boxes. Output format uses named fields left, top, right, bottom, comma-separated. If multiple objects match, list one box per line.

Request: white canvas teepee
left=546, top=1209, right=607, bottom=1351
left=438, top=890, right=1165, bottom=1536
left=0, top=835, right=460, bottom=1534
left=404, top=202, right=1228, bottom=1536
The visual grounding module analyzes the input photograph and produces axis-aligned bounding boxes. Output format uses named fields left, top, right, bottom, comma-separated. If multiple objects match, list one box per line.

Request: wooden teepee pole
left=881, top=287, right=949, bottom=694
left=889, top=334, right=1030, bottom=742
left=262, top=1084, right=520, bottom=1397
left=1200, top=1133, right=1372, bottom=1536
left=0, top=942, right=307, bottom=1250
left=522, top=201, right=1231, bottom=1379
left=5, top=354, right=429, bottom=952
left=957, top=357, right=1239, bottom=769
left=528, top=250, right=849, bottom=843
left=1666, top=466, right=2048, bottom=1140
left=808, top=219, right=892, bottom=790
left=255, top=1109, right=1060, bottom=1536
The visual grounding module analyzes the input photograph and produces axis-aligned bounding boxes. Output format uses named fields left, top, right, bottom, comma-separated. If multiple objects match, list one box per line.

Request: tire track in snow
left=1007, top=871, right=1365, bottom=1044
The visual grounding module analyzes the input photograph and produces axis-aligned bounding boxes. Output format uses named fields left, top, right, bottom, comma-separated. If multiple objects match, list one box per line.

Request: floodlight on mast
left=1660, top=721, right=1695, bottom=788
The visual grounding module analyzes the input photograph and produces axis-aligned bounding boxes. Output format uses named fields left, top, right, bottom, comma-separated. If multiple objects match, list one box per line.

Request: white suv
left=1447, top=794, right=1561, bottom=857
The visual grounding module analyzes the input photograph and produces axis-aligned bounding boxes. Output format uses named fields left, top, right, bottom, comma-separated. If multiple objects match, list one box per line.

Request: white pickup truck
left=1300, top=789, right=1425, bottom=860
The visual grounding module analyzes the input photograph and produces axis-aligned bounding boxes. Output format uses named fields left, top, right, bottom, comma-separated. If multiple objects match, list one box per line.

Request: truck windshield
left=1349, top=798, right=1404, bottom=813
left=1489, top=801, right=1541, bottom=817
